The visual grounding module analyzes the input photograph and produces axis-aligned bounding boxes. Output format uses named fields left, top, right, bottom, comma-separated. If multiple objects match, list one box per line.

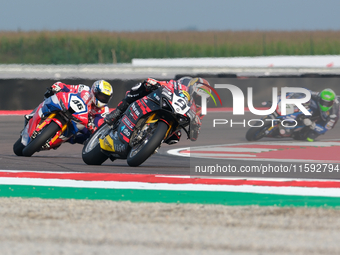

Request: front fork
left=146, top=113, right=173, bottom=140
left=32, top=113, right=68, bottom=148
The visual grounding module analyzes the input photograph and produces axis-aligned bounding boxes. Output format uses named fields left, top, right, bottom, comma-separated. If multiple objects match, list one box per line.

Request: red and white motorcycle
left=13, top=89, right=91, bottom=157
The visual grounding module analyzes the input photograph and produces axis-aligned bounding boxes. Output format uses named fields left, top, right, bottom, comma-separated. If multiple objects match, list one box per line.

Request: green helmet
left=319, top=88, right=336, bottom=112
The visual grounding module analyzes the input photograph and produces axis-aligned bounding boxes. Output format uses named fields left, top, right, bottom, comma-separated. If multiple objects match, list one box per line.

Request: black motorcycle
left=82, top=84, right=196, bottom=167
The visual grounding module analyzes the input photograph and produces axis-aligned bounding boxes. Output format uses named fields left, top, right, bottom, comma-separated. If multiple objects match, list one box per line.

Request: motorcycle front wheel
left=13, top=136, right=26, bottom=156
left=127, top=121, right=168, bottom=167
left=245, top=121, right=272, bottom=141
left=82, top=123, right=111, bottom=165
left=22, top=122, right=60, bottom=157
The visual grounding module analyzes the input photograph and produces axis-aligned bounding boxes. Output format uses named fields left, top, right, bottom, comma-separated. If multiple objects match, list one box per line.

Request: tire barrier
left=1, top=76, right=339, bottom=110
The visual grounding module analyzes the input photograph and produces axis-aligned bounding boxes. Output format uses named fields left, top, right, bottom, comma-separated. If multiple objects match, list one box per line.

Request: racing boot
left=105, top=108, right=123, bottom=125
left=105, top=100, right=130, bottom=126
left=24, top=113, right=34, bottom=127
left=24, top=107, right=38, bottom=127
left=306, top=130, right=320, bottom=142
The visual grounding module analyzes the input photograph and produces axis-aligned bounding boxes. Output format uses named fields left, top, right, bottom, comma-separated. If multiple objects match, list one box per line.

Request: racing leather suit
left=304, top=91, right=339, bottom=141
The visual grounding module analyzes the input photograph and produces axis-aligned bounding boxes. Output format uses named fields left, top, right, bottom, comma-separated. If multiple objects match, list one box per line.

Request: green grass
left=1, top=31, right=340, bottom=64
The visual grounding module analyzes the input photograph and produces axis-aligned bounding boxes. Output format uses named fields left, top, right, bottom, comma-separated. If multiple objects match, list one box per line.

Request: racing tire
left=245, top=121, right=272, bottom=141
left=127, top=121, right=168, bottom=167
left=22, top=122, right=60, bottom=157
left=13, top=137, right=25, bottom=156
left=82, top=124, right=110, bottom=165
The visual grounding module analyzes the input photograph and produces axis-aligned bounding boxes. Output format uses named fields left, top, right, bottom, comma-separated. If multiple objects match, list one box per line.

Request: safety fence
left=2, top=76, right=340, bottom=110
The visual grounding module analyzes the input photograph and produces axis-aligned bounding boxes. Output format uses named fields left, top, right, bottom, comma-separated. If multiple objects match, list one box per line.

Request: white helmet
left=188, top=77, right=212, bottom=107
left=91, top=80, right=113, bottom=108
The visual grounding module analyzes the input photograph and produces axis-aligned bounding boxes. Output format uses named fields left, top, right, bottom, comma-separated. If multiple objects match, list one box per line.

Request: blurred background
left=1, top=0, right=340, bottom=64
left=1, top=0, right=340, bottom=109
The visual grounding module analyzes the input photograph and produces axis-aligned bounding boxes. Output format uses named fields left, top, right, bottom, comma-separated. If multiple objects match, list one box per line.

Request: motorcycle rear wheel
left=22, top=122, right=60, bottom=157
left=13, top=136, right=25, bottom=156
left=127, top=121, right=168, bottom=167
left=82, top=124, right=110, bottom=165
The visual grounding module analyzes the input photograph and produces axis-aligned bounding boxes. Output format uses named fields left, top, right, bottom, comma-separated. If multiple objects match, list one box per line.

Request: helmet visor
left=193, top=93, right=202, bottom=107
left=319, top=98, right=334, bottom=111
left=96, top=92, right=111, bottom=104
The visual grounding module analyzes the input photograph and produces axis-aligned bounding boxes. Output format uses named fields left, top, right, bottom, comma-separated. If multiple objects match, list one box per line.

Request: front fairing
left=21, top=92, right=89, bottom=146
left=118, top=87, right=192, bottom=144
left=41, top=94, right=63, bottom=116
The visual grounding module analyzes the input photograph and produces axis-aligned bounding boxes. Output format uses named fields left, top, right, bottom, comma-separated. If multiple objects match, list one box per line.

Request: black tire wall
left=2, top=76, right=340, bottom=110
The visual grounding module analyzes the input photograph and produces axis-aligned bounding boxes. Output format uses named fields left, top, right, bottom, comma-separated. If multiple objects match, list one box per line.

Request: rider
left=299, top=88, right=339, bottom=141
left=26, top=80, right=113, bottom=144
left=184, top=77, right=212, bottom=141
left=104, top=77, right=211, bottom=143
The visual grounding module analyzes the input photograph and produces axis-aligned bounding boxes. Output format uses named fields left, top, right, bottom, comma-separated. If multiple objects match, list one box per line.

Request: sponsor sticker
left=122, top=116, right=135, bottom=130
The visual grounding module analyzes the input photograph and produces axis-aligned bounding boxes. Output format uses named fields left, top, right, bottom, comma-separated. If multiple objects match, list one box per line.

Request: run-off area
left=1, top=197, right=340, bottom=255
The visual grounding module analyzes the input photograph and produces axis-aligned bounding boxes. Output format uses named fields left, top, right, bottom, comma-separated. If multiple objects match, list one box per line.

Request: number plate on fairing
left=172, top=93, right=190, bottom=115
left=69, top=94, right=87, bottom=114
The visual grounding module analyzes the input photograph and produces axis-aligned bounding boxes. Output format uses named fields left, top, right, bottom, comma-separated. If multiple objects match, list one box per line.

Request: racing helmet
left=319, top=88, right=336, bottom=112
left=187, top=77, right=211, bottom=107
left=91, top=80, right=113, bottom=108
left=177, top=76, right=193, bottom=87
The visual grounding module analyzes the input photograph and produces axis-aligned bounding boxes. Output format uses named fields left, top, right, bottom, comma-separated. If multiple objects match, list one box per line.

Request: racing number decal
left=72, top=100, right=84, bottom=110
left=69, top=95, right=87, bottom=113
left=172, top=93, right=190, bottom=114
left=175, top=98, right=186, bottom=110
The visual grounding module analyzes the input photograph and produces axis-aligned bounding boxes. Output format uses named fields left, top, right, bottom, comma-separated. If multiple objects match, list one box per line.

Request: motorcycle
left=13, top=89, right=91, bottom=157
left=246, top=92, right=314, bottom=141
left=82, top=84, right=195, bottom=167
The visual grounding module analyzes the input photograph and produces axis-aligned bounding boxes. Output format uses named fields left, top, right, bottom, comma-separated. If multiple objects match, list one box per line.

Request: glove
left=142, top=78, right=160, bottom=91
left=51, top=82, right=65, bottom=93
left=44, top=88, right=54, bottom=99
left=87, top=122, right=96, bottom=133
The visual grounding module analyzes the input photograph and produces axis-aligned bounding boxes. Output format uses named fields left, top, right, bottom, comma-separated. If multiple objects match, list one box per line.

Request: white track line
left=1, top=177, right=340, bottom=197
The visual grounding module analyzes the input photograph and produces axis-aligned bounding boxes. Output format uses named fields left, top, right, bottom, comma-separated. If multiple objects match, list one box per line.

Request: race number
left=69, top=95, right=86, bottom=113
left=172, top=93, right=190, bottom=115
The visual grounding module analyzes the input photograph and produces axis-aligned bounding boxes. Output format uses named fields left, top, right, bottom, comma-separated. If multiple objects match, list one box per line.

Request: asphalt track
left=1, top=112, right=339, bottom=179
left=2, top=112, right=340, bottom=255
